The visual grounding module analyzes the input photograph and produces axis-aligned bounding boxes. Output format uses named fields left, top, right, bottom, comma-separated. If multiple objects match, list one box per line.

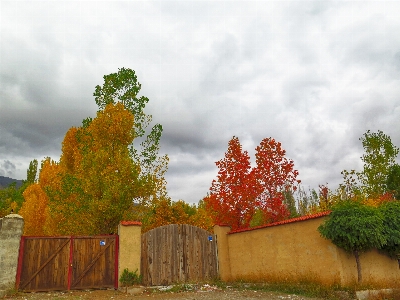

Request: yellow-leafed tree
left=21, top=68, right=169, bottom=235
left=46, top=102, right=143, bottom=235
left=19, top=158, right=62, bottom=235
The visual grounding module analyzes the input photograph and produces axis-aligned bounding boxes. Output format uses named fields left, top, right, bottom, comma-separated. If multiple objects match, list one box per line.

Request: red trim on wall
left=120, top=221, right=142, bottom=226
left=228, top=211, right=331, bottom=234
left=15, top=236, right=26, bottom=289
left=215, top=223, right=231, bottom=227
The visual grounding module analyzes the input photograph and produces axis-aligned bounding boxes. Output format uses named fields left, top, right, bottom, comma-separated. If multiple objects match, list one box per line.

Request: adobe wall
left=215, top=215, right=400, bottom=287
left=117, top=221, right=142, bottom=286
left=0, top=214, right=24, bottom=296
left=336, top=247, right=400, bottom=286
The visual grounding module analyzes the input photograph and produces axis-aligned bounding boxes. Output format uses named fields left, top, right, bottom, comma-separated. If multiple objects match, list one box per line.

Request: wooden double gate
left=141, top=224, right=218, bottom=286
left=16, top=235, right=118, bottom=291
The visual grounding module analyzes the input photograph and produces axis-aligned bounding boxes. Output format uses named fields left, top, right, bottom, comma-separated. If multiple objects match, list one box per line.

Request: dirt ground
left=4, top=288, right=326, bottom=300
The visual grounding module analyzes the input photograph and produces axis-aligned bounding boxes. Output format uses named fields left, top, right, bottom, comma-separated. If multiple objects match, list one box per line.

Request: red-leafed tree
left=254, top=137, right=300, bottom=224
left=205, top=136, right=300, bottom=230
left=205, top=137, right=258, bottom=229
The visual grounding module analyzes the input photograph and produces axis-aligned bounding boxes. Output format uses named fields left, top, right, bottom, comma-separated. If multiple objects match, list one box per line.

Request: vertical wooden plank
left=141, top=231, right=146, bottom=285
left=19, top=237, right=70, bottom=291
left=140, top=224, right=219, bottom=286
left=178, top=224, right=183, bottom=282
left=71, top=236, right=116, bottom=290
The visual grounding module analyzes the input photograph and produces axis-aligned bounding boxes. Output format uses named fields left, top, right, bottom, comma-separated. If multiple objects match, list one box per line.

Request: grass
left=219, top=280, right=353, bottom=299
left=143, top=278, right=355, bottom=299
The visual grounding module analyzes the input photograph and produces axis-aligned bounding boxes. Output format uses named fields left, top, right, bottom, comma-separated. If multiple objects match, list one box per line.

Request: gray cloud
left=1, top=1, right=400, bottom=202
left=0, top=160, right=16, bottom=177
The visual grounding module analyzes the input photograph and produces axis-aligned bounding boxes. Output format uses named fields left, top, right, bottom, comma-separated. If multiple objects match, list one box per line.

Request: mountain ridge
left=0, top=176, right=23, bottom=189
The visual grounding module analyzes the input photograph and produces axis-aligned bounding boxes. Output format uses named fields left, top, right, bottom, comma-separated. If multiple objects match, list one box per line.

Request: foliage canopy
left=205, top=136, right=300, bottom=230
left=19, top=68, right=169, bottom=235
left=318, top=200, right=386, bottom=282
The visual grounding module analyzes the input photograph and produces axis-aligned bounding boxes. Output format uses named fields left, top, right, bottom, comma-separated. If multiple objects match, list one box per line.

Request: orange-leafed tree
left=205, top=136, right=300, bottom=230
left=19, top=184, right=48, bottom=236
left=21, top=68, right=169, bottom=235
left=19, top=158, right=62, bottom=235
left=142, top=198, right=214, bottom=233
left=205, top=137, right=259, bottom=230
left=253, top=137, right=300, bottom=224
left=46, top=102, right=143, bottom=235
left=93, top=68, right=169, bottom=210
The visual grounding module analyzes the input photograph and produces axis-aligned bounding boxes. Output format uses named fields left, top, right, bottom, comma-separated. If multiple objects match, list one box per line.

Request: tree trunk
left=354, top=250, right=362, bottom=283
left=397, top=254, right=400, bottom=269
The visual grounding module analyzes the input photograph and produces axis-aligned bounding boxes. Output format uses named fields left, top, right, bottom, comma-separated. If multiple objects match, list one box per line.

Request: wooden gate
left=16, top=235, right=118, bottom=291
left=141, top=224, right=218, bottom=286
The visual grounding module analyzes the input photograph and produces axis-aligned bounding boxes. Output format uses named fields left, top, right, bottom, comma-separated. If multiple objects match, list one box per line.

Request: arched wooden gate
left=141, top=224, right=218, bottom=286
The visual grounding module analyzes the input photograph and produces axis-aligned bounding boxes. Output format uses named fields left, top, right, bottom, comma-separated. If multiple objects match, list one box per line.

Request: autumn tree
left=46, top=103, right=144, bottom=235
left=92, top=68, right=169, bottom=207
left=254, top=137, right=299, bottom=223
left=142, top=198, right=214, bottom=233
left=22, top=68, right=169, bottom=235
left=205, top=136, right=299, bottom=230
left=205, top=137, right=258, bottom=230
left=19, top=158, right=62, bottom=235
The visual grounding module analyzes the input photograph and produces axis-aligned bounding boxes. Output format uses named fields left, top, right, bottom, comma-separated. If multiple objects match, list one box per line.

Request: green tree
left=26, top=159, right=38, bottom=184
left=0, top=159, right=38, bottom=217
left=386, top=164, right=400, bottom=200
left=339, top=169, right=363, bottom=201
left=378, top=201, right=400, bottom=267
left=92, top=68, right=169, bottom=207
left=318, top=200, right=386, bottom=283
left=282, top=187, right=298, bottom=218
left=359, top=130, right=399, bottom=197
left=296, top=187, right=319, bottom=216
left=0, top=182, right=23, bottom=216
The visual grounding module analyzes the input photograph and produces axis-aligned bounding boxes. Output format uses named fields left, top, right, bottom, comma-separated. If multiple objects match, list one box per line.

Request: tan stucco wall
left=216, top=216, right=400, bottom=287
left=337, top=248, right=400, bottom=286
left=214, top=225, right=232, bottom=281
left=117, top=222, right=141, bottom=286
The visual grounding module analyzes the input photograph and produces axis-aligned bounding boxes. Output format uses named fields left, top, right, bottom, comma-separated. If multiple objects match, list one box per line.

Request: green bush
left=119, top=268, right=142, bottom=287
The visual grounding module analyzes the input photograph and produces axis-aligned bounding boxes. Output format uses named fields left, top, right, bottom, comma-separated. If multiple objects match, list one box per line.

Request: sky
left=1, top=1, right=400, bottom=204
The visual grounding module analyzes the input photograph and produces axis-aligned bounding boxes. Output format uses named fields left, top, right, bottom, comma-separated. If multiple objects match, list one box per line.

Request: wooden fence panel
left=17, top=237, right=70, bottom=291
left=70, top=236, right=118, bottom=290
left=16, top=235, right=118, bottom=292
left=141, top=224, right=218, bottom=286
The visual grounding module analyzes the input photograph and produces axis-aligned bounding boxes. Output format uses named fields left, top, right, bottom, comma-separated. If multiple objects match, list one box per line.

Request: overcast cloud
left=1, top=1, right=400, bottom=203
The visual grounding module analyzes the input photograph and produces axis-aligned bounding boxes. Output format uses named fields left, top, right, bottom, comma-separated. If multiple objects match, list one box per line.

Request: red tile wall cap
left=215, top=223, right=231, bottom=227
left=228, top=211, right=331, bottom=234
left=120, top=221, right=142, bottom=226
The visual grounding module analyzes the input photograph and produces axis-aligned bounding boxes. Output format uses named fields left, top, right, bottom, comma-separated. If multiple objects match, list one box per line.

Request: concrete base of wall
left=118, top=286, right=145, bottom=295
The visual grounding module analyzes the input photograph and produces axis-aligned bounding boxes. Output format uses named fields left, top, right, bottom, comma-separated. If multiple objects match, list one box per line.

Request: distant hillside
left=0, top=176, right=23, bottom=189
